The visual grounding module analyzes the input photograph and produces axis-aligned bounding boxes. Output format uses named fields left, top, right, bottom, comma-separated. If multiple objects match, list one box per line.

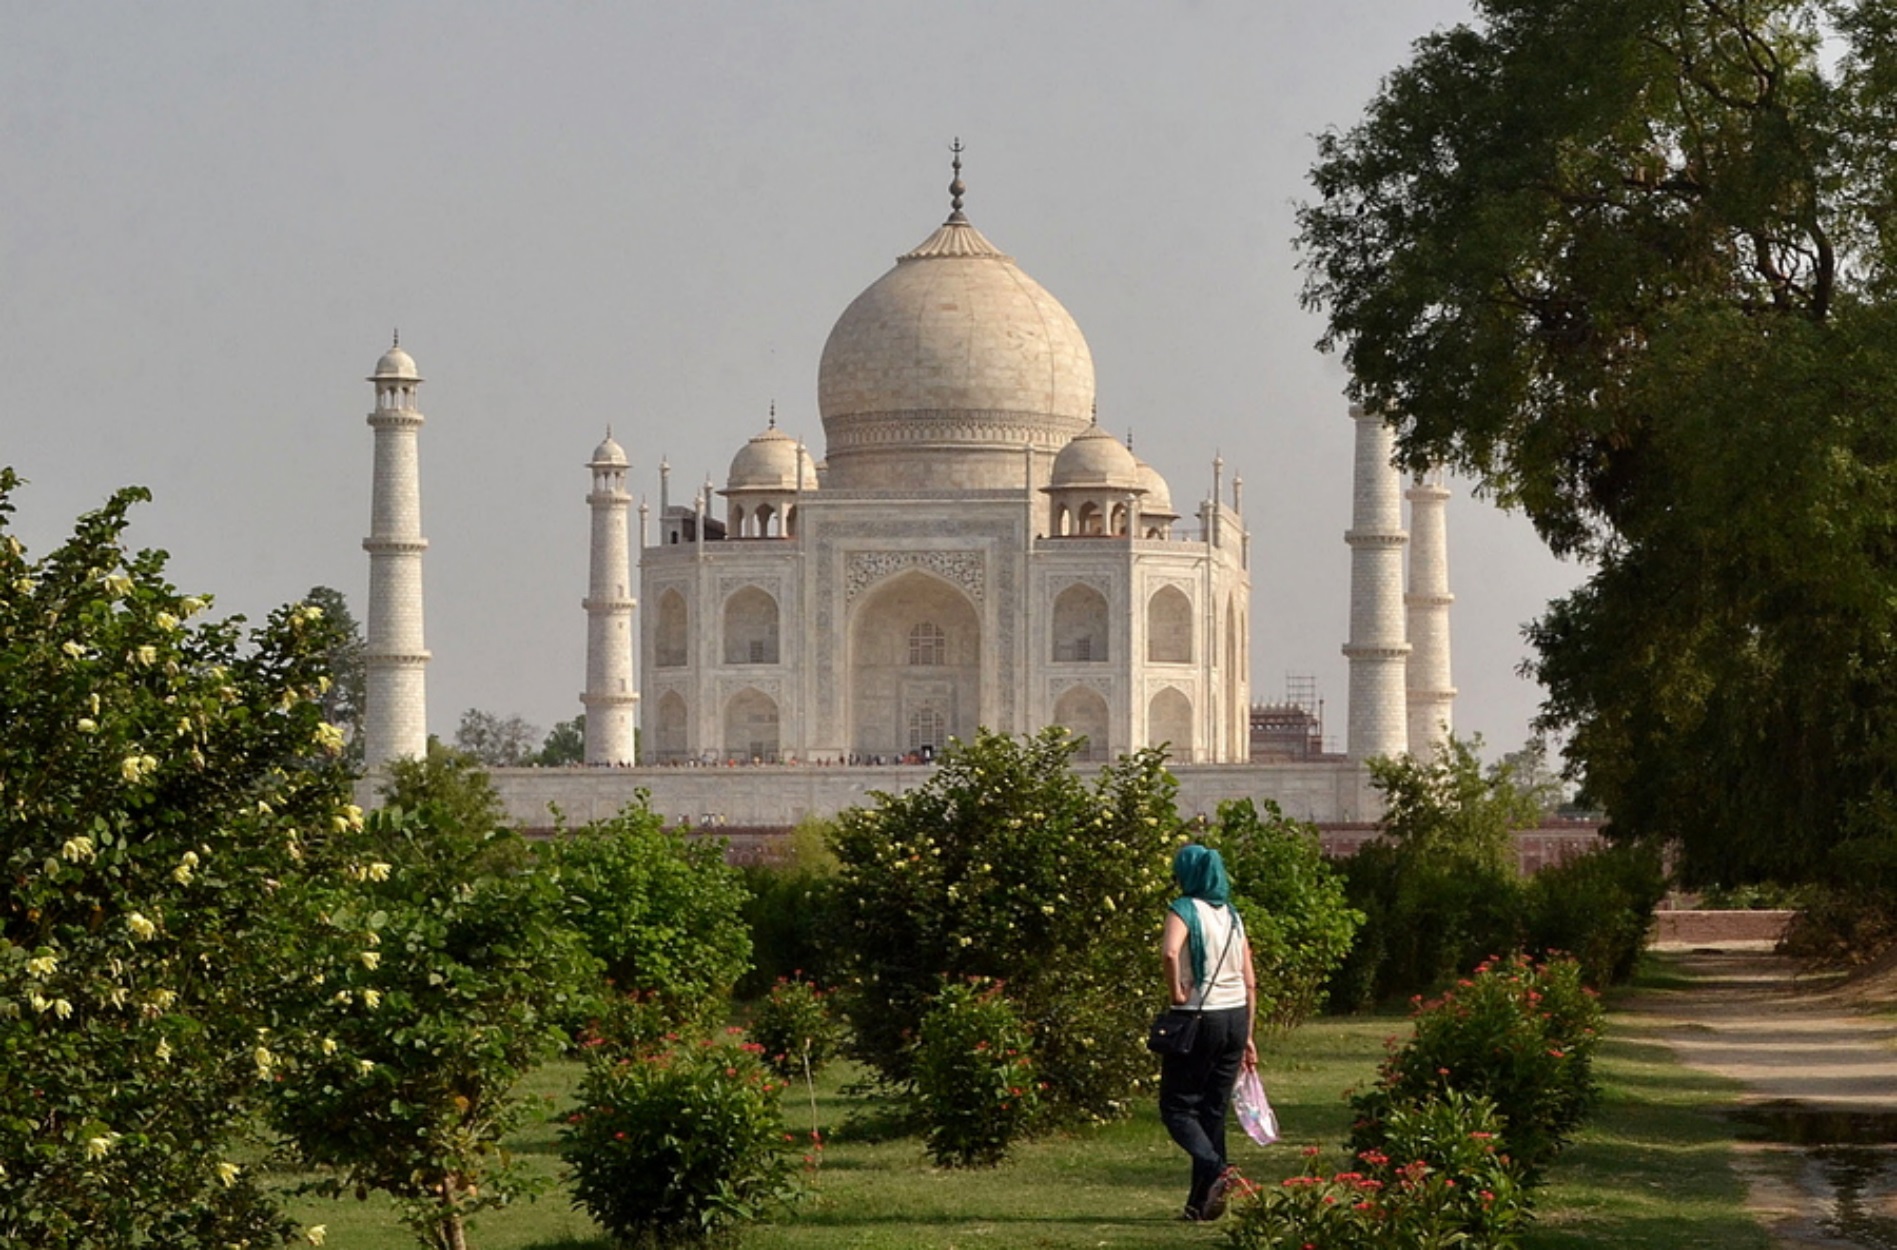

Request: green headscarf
left=1168, top=844, right=1233, bottom=989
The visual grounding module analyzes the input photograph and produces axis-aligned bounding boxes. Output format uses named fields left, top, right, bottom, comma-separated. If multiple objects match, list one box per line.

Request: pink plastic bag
left=1233, top=1068, right=1279, bottom=1146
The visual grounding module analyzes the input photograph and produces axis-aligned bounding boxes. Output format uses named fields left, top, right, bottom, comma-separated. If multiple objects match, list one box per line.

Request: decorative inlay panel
left=845, top=550, right=984, bottom=603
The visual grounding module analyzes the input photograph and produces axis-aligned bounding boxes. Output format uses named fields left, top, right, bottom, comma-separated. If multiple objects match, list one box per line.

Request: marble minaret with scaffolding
left=582, top=430, right=639, bottom=764
left=360, top=337, right=431, bottom=777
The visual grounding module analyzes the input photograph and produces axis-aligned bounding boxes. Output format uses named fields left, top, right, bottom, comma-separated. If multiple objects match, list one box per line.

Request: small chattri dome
left=371, top=339, right=419, bottom=381
left=591, top=429, right=628, bottom=466
left=1050, top=423, right=1142, bottom=490
left=727, top=422, right=815, bottom=491
left=1136, top=459, right=1176, bottom=519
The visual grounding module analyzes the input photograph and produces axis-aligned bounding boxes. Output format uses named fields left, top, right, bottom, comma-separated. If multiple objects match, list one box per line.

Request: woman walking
left=1158, top=844, right=1256, bottom=1221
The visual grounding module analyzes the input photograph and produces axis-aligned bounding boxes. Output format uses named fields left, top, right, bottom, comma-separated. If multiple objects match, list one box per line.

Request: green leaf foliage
left=1298, top=0, right=1897, bottom=887
left=0, top=470, right=356, bottom=1247
left=827, top=728, right=1179, bottom=1123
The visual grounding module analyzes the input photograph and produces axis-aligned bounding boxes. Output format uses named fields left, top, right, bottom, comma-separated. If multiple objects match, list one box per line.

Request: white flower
left=13, top=576, right=34, bottom=595
left=366, top=861, right=391, bottom=882
left=361, top=988, right=382, bottom=1009
left=85, top=1132, right=120, bottom=1160
left=52, top=999, right=72, bottom=1020
left=120, top=755, right=157, bottom=784
left=148, top=987, right=176, bottom=1010
left=29, top=994, right=50, bottom=1014
left=331, top=990, right=353, bottom=1006
left=357, top=1059, right=375, bottom=1075
left=180, top=596, right=206, bottom=617
left=172, top=863, right=193, bottom=885
left=76, top=717, right=98, bottom=734
left=216, top=1161, right=241, bottom=1187
left=133, top=645, right=157, bottom=667
left=321, top=1036, right=338, bottom=1055
left=358, top=950, right=380, bottom=971
left=312, top=722, right=345, bottom=755
left=156, top=1038, right=172, bottom=1062
left=126, top=913, right=156, bottom=940
left=306, top=1226, right=328, bottom=1246
left=61, top=640, right=84, bottom=659
left=253, top=1046, right=276, bottom=1078
left=102, top=573, right=133, bottom=597
left=25, top=953, right=57, bottom=977
left=154, top=612, right=179, bottom=631
left=60, top=837, right=95, bottom=863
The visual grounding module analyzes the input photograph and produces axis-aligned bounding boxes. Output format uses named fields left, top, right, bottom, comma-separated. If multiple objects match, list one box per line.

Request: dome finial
left=392, top=328, right=399, bottom=348
left=1090, top=399, right=1098, bottom=426
left=769, top=400, right=776, bottom=430
left=947, top=137, right=968, bottom=224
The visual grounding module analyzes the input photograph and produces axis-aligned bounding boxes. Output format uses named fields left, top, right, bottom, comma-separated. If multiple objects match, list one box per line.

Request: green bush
left=1207, top=798, right=1362, bottom=1028
left=1329, top=843, right=1526, bottom=1012
left=1350, top=954, right=1603, bottom=1180
left=1229, top=1092, right=1530, bottom=1249
left=912, top=979, right=1041, bottom=1167
left=737, top=819, right=840, bottom=999
left=562, top=1030, right=800, bottom=1246
left=541, top=798, right=752, bottom=1030
left=827, top=729, right=1178, bottom=1123
left=749, top=976, right=843, bottom=1079
left=1522, top=841, right=1666, bottom=986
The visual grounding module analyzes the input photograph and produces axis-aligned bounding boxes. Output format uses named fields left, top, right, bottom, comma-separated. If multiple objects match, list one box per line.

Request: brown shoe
left=1200, top=1168, right=1235, bottom=1221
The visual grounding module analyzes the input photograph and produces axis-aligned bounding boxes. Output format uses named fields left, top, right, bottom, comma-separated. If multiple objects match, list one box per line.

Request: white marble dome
left=1136, top=459, right=1176, bottom=519
left=727, top=422, right=814, bottom=490
left=816, top=194, right=1095, bottom=490
left=372, top=343, right=419, bottom=380
left=1050, top=422, right=1142, bottom=490
left=591, top=430, right=628, bottom=466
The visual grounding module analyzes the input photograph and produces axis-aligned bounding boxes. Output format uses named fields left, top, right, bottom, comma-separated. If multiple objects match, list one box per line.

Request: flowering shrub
left=1230, top=1093, right=1528, bottom=1249
left=912, top=979, right=1041, bottom=1167
left=1350, top=954, right=1603, bottom=1179
left=828, top=729, right=1179, bottom=1123
left=0, top=474, right=355, bottom=1247
left=270, top=755, right=600, bottom=1250
left=750, top=976, right=843, bottom=1079
left=563, top=1029, right=800, bottom=1246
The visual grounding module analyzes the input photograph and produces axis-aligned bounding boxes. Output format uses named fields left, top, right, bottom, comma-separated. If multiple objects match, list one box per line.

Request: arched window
left=908, top=622, right=946, bottom=666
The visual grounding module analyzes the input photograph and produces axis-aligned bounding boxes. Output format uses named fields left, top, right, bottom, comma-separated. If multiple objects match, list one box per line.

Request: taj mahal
left=355, top=153, right=1455, bottom=830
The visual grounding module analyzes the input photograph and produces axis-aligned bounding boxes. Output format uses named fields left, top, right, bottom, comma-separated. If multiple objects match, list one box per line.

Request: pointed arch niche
left=848, top=570, right=980, bottom=759
left=1148, top=686, right=1194, bottom=759
left=723, top=586, right=780, bottom=665
left=1053, top=686, right=1110, bottom=761
left=1051, top=583, right=1109, bottom=663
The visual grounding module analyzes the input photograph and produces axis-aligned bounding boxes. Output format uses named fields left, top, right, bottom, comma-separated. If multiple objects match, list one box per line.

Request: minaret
left=360, top=335, right=431, bottom=778
left=1405, top=468, right=1456, bottom=756
left=582, top=429, right=638, bottom=765
left=1343, top=402, right=1410, bottom=761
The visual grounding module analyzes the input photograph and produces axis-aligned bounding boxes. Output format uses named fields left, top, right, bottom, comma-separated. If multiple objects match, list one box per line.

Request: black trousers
left=1157, top=1005, right=1248, bottom=1214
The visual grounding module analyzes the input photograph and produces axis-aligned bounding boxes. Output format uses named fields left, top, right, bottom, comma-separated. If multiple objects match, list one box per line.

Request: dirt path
left=1622, top=948, right=1897, bottom=1248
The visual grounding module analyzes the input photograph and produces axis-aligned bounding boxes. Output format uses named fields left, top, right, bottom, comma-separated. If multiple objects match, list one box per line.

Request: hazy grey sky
left=2, top=0, right=1581, bottom=758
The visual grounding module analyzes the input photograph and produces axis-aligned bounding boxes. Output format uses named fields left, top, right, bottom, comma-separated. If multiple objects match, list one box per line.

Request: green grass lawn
left=281, top=986, right=1772, bottom=1249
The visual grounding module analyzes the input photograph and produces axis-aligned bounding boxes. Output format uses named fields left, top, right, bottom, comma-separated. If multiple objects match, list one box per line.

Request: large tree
left=1298, top=0, right=1897, bottom=884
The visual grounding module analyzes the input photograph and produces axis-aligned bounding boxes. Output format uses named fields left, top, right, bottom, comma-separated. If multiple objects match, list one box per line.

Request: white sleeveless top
left=1183, top=899, right=1248, bottom=1010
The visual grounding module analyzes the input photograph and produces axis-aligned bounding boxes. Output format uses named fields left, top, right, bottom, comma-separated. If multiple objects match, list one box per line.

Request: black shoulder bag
left=1147, top=907, right=1241, bottom=1057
